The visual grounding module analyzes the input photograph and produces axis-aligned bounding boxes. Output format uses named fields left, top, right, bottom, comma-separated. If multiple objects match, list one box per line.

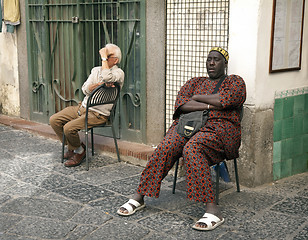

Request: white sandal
left=117, top=199, right=145, bottom=216
left=192, top=213, right=224, bottom=231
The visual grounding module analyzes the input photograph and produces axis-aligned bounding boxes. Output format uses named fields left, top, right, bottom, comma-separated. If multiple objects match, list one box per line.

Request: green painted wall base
left=273, top=89, right=308, bottom=180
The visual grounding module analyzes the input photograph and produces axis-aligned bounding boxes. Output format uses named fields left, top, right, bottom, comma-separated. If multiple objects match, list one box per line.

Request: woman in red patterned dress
left=117, top=47, right=246, bottom=231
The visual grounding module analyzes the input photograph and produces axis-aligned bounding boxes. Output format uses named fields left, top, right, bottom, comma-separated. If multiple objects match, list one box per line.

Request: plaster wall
left=228, top=0, right=308, bottom=186
left=146, top=0, right=166, bottom=145
left=0, top=24, right=20, bottom=116
left=255, top=0, right=308, bottom=109
left=228, top=0, right=259, bottom=105
left=229, top=0, right=307, bottom=107
left=17, top=0, right=30, bottom=120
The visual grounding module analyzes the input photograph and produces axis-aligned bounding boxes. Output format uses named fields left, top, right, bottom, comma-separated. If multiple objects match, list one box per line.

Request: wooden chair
left=62, top=83, right=121, bottom=170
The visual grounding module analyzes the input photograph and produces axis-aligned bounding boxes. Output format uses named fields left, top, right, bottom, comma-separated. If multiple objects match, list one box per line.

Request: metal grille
left=166, top=0, right=229, bottom=128
left=27, top=0, right=145, bottom=142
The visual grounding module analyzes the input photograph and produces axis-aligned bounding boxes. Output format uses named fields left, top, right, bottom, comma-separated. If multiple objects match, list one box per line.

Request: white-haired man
left=50, top=43, right=124, bottom=167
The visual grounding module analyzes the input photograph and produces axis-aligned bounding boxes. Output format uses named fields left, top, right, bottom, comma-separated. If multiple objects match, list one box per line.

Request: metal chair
left=172, top=107, right=244, bottom=203
left=172, top=158, right=240, bottom=204
left=62, top=83, right=121, bottom=170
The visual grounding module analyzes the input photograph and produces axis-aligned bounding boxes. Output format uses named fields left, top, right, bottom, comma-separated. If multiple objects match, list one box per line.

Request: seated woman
left=117, top=47, right=246, bottom=231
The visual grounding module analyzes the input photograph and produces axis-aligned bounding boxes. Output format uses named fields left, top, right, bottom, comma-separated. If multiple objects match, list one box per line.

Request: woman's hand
left=191, top=93, right=222, bottom=108
left=208, top=104, right=223, bottom=110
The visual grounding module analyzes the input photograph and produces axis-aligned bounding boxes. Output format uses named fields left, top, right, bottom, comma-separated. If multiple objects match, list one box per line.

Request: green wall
left=273, top=89, right=308, bottom=180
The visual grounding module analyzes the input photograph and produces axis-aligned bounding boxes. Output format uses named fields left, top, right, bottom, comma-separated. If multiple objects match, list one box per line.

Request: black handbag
left=177, top=110, right=209, bottom=138
left=177, top=75, right=226, bottom=138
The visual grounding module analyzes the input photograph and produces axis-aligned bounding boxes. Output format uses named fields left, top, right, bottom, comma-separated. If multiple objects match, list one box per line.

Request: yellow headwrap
left=210, top=47, right=229, bottom=62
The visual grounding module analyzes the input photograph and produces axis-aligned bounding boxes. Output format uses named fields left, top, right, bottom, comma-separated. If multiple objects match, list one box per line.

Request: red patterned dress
left=137, top=75, right=246, bottom=203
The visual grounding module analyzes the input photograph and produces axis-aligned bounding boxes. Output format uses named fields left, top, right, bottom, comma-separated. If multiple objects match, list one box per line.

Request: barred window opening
left=166, top=0, right=229, bottom=129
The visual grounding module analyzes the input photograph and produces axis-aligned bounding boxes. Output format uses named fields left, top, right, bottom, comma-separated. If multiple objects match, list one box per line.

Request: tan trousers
left=49, top=104, right=108, bottom=150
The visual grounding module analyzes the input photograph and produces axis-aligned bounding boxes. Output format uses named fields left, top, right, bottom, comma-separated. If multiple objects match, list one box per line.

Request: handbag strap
left=212, top=75, right=226, bottom=94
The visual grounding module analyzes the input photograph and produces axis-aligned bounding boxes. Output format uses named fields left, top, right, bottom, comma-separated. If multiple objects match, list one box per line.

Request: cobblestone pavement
left=0, top=124, right=307, bottom=240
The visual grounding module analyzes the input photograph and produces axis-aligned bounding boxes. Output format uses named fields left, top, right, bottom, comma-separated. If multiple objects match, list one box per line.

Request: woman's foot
left=192, top=202, right=224, bottom=231
left=117, top=193, right=145, bottom=216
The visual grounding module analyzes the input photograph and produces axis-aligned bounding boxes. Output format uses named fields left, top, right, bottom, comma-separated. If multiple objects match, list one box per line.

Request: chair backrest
left=85, top=83, right=121, bottom=127
left=86, top=82, right=120, bottom=109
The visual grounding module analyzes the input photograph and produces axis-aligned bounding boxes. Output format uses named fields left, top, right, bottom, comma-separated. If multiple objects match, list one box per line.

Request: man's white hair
left=106, top=43, right=122, bottom=63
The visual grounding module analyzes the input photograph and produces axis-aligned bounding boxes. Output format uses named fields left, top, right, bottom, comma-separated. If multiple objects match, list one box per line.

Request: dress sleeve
left=219, top=75, right=246, bottom=109
left=173, top=78, right=199, bottom=119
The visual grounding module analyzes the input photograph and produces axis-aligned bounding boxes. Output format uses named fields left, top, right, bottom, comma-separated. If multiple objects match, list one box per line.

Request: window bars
left=166, top=0, right=229, bottom=129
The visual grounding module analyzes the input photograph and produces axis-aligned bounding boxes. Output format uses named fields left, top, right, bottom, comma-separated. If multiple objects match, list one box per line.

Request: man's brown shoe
left=64, top=143, right=86, bottom=167
left=64, top=151, right=86, bottom=167
left=63, top=150, right=74, bottom=159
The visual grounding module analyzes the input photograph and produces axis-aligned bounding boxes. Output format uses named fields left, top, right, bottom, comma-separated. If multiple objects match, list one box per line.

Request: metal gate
left=26, top=0, right=145, bottom=142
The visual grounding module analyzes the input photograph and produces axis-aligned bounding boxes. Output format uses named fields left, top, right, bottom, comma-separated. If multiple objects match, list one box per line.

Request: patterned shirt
left=173, top=75, right=246, bottom=159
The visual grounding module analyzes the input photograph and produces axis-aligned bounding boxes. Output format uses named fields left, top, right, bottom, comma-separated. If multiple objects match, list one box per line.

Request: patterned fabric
left=174, top=75, right=246, bottom=159
left=137, top=75, right=246, bottom=203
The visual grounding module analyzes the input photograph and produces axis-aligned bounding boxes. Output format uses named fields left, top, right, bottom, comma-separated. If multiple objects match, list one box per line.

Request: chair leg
left=234, top=158, right=240, bottom=192
left=111, top=124, right=121, bottom=162
left=85, top=130, right=89, bottom=171
left=61, top=135, right=66, bottom=163
left=172, top=159, right=180, bottom=194
left=91, top=128, right=94, bottom=156
left=215, top=163, right=220, bottom=205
